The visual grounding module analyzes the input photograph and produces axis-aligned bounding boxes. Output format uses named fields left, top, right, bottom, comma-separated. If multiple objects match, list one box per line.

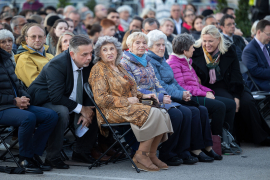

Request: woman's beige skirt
left=130, top=107, right=173, bottom=142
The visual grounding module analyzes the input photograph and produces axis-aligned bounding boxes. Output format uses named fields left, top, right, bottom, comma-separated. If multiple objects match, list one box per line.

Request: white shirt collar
left=71, top=57, right=83, bottom=72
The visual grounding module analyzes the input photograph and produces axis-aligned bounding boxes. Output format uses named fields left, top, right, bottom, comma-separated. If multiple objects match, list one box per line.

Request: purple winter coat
left=167, top=54, right=214, bottom=97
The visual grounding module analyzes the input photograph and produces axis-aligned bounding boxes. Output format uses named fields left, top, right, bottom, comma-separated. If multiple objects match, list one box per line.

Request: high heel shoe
left=149, top=152, right=168, bottom=170
left=132, top=150, right=160, bottom=172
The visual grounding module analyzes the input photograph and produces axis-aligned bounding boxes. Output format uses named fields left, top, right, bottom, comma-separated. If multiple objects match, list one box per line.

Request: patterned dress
left=89, top=60, right=151, bottom=137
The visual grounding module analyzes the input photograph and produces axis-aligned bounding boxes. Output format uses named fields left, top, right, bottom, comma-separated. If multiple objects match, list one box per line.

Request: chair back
left=239, top=61, right=261, bottom=91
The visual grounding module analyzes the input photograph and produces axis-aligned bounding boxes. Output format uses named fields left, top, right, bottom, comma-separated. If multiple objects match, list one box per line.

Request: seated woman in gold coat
left=89, top=36, right=173, bottom=172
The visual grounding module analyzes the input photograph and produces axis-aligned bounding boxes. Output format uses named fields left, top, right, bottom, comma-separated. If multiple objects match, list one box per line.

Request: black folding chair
left=0, top=125, right=21, bottom=168
left=83, top=83, right=140, bottom=173
left=239, top=61, right=270, bottom=118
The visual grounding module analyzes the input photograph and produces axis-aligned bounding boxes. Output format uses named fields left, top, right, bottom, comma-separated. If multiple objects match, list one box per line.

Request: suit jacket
left=27, top=50, right=93, bottom=111
left=242, top=39, right=270, bottom=91
left=223, top=34, right=246, bottom=61
left=192, top=46, right=244, bottom=99
left=172, top=17, right=186, bottom=35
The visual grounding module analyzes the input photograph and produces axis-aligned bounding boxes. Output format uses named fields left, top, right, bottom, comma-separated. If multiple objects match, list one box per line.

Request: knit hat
left=47, top=15, right=60, bottom=27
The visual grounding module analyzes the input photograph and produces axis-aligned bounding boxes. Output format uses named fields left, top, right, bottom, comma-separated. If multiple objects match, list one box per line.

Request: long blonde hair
left=55, top=31, right=74, bottom=56
left=194, top=25, right=230, bottom=54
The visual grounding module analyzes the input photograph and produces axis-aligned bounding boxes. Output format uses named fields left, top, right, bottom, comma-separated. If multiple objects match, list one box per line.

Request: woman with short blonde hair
left=55, top=31, right=74, bottom=55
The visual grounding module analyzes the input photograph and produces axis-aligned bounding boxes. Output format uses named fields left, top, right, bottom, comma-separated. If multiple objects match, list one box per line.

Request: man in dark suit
left=170, top=4, right=184, bottom=35
left=220, top=14, right=247, bottom=61
left=27, top=35, right=99, bottom=169
left=242, top=20, right=270, bottom=91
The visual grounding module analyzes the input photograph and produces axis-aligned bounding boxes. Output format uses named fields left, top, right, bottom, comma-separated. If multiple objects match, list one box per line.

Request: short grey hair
left=10, top=15, right=25, bottom=31
left=202, top=15, right=215, bottom=26
left=0, top=29, right=14, bottom=42
left=117, top=5, right=132, bottom=14
left=93, top=36, right=122, bottom=65
left=126, top=32, right=148, bottom=49
left=172, top=33, right=195, bottom=55
left=64, top=5, right=76, bottom=14
left=147, top=30, right=167, bottom=48
left=264, top=15, right=270, bottom=22
left=81, top=10, right=94, bottom=20
left=159, top=18, right=175, bottom=27
left=69, top=35, right=92, bottom=53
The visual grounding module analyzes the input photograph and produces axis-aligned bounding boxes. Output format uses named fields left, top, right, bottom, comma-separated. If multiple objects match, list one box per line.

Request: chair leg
left=0, top=136, right=21, bottom=168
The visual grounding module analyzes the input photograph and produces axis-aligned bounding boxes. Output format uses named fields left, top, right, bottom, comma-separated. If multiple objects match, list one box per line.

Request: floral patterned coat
left=89, top=60, right=151, bottom=136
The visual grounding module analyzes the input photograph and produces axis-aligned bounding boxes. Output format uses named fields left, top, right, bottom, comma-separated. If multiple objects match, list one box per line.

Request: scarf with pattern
left=203, top=46, right=222, bottom=84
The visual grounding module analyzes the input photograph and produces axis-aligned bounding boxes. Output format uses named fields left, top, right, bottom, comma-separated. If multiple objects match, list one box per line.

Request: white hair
left=264, top=15, right=270, bottom=22
left=140, top=7, right=156, bottom=18
left=251, top=20, right=259, bottom=37
left=117, top=5, right=132, bottom=14
left=126, top=32, right=148, bottom=49
left=94, top=36, right=123, bottom=65
left=147, top=30, right=167, bottom=48
left=0, top=29, right=14, bottom=43
left=64, top=5, right=75, bottom=14
left=10, top=15, right=25, bottom=31
left=159, top=18, right=175, bottom=27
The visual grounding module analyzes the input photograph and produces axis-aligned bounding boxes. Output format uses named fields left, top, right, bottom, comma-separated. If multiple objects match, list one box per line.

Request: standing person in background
left=93, top=4, right=107, bottom=24
left=129, top=16, right=143, bottom=31
left=191, top=16, right=204, bottom=40
left=55, top=31, right=74, bottom=56
left=87, top=24, right=102, bottom=45
left=63, top=5, right=76, bottom=18
left=182, top=9, right=195, bottom=34
left=10, top=15, right=28, bottom=50
left=68, top=11, right=87, bottom=35
left=222, top=7, right=243, bottom=37
left=22, top=0, right=43, bottom=11
left=46, top=19, right=69, bottom=56
left=100, top=19, right=116, bottom=37
left=107, top=8, right=125, bottom=42
left=170, top=3, right=183, bottom=35
left=81, top=10, right=94, bottom=28
left=140, top=7, right=156, bottom=19
left=117, top=5, right=132, bottom=32
left=65, top=18, right=75, bottom=33
left=185, top=3, right=197, bottom=15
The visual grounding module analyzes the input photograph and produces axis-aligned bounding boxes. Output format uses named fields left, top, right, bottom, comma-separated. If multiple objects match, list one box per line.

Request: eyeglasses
left=211, top=22, right=220, bottom=25
left=185, top=14, right=195, bottom=18
left=16, top=23, right=27, bottom=27
left=263, top=31, right=270, bottom=37
left=27, top=35, right=45, bottom=40
left=225, top=23, right=236, bottom=27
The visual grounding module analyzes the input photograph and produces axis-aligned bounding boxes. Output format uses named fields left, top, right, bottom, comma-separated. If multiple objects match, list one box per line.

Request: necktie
left=74, top=69, right=83, bottom=129
left=263, top=46, right=270, bottom=66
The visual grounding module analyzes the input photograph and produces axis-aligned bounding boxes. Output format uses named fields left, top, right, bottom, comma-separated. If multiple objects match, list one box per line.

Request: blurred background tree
left=216, top=0, right=228, bottom=13
left=85, top=0, right=96, bottom=13
left=57, top=0, right=72, bottom=8
left=235, top=0, right=252, bottom=37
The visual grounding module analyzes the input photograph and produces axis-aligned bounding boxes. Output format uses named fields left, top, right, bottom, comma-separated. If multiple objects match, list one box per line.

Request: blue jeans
left=0, top=105, right=58, bottom=158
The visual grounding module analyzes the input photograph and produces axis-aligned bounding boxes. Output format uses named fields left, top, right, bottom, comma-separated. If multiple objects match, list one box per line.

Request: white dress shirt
left=69, top=57, right=83, bottom=114
left=255, top=36, right=270, bottom=57
left=173, top=18, right=182, bottom=35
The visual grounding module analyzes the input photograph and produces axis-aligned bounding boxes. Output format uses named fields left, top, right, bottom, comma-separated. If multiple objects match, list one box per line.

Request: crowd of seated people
left=0, top=1, right=270, bottom=174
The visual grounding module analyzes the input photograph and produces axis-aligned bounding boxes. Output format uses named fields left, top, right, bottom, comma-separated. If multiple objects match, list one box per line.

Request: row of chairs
left=0, top=83, right=141, bottom=173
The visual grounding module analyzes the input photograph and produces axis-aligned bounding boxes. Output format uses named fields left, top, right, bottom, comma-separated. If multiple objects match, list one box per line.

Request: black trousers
left=42, top=102, right=98, bottom=160
left=192, top=96, right=236, bottom=136
left=213, top=88, right=270, bottom=144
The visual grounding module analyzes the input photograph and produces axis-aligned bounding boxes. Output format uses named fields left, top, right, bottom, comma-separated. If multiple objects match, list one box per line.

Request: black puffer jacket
left=0, top=48, right=30, bottom=111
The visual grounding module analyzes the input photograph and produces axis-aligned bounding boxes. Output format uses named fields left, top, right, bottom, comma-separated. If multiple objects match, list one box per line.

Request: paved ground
left=1, top=143, right=270, bottom=180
